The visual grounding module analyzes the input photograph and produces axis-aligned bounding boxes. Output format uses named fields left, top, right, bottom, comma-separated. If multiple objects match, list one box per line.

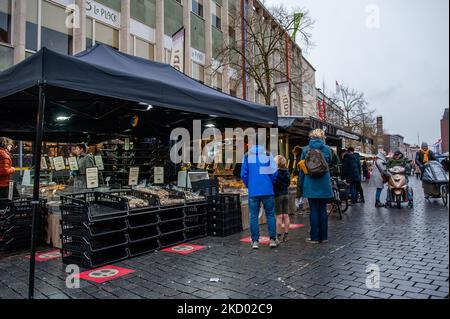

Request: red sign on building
left=317, top=99, right=326, bottom=121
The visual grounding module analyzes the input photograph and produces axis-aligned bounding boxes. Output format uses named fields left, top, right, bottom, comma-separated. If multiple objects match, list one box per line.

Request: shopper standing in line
left=298, top=129, right=333, bottom=244
left=0, top=137, right=17, bottom=201
left=241, top=144, right=279, bottom=249
left=274, top=155, right=291, bottom=243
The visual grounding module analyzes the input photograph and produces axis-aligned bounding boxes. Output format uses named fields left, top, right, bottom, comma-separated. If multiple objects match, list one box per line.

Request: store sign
left=191, top=48, right=206, bottom=66
left=317, top=99, right=326, bottom=121
left=154, top=167, right=164, bottom=184
left=68, top=157, right=79, bottom=171
left=336, top=129, right=360, bottom=141
left=94, top=155, right=104, bottom=171
left=86, top=0, right=121, bottom=29
left=276, top=82, right=291, bottom=116
left=171, top=28, right=185, bottom=72
left=53, top=156, right=66, bottom=171
left=86, top=167, right=99, bottom=189
left=128, top=167, right=140, bottom=186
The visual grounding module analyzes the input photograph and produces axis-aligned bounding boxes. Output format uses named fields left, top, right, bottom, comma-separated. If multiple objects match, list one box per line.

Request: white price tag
left=94, top=155, right=104, bottom=171
left=86, top=167, right=99, bottom=189
left=68, top=157, right=79, bottom=171
left=128, top=167, right=140, bottom=186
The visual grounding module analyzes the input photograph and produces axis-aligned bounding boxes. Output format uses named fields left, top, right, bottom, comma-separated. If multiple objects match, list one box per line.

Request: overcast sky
left=265, top=0, right=449, bottom=146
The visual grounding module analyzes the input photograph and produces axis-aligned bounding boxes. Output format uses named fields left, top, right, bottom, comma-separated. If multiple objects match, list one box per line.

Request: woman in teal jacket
left=299, top=129, right=333, bottom=244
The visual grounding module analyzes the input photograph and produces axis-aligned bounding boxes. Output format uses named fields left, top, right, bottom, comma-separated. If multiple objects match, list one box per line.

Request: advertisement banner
left=276, top=81, right=291, bottom=116
left=171, top=28, right=185, bottom=73
left=317, top=99, right=326, bottom=121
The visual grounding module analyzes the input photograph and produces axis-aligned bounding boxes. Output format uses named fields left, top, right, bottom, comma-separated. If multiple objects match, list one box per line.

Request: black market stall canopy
left=278, top=116, right=374, bottom=145
left=0, top=44, right=278, bottom=142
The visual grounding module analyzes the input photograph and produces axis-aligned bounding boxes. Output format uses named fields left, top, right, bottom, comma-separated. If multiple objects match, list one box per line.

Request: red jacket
left=0, top=148, right=15, bottom=187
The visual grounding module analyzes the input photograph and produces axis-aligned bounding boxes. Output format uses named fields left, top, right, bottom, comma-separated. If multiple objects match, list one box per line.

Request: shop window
left=0, top=0, right=12, bottom=44
left=135, top=37, right=155, bottom=61
left=25, top=0, right=38, bottom=51
left=131, top=0, right=156, bottom=28
left=164, top=0, right=183, bottom=36
left=192, top=0, right=203, bottom=18
left=191, top=61, right=204, bottom=83
left=41, top=1, right=73, bottom=55
left=95, top=0, right=121, bottom=12
left=95, top=21, right=119, bottom=49
left=86, top=18, right=93, bottom=49
left=0, top=44, right=13, bottom=71
left=212, top=3, right=221, bottom=30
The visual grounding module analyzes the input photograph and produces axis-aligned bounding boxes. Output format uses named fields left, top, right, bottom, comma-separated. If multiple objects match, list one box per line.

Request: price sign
left=154, top=167, right=164, bottom=184
left=94, top=155, right=104, bottom=171
left=49, top=157, right=55, bottom=170
left=53, top=156, right=66, bottom=171
left=41, top=157, right=48, bottom=170
left=68, top=157, right=79, bottom=171
left=86, top=167, right=99, bottom=189
left=128, top=167, right=140, bottom=186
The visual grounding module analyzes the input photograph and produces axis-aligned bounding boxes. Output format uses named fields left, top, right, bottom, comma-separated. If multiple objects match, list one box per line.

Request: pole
left=28, top=83, right=46, bottom=299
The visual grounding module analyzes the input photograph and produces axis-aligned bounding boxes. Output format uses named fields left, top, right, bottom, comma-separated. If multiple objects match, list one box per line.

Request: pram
left=422, top=161, right=449, bottom=206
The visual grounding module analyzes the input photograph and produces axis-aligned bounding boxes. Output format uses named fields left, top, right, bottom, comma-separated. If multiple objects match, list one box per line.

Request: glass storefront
left=41, top=1, right=73, bottom=55
left=135, top=37, right=155, bottom=60
left=0, top=0, right=12, bottom=44
left=95, top=21, right=119, bottom=49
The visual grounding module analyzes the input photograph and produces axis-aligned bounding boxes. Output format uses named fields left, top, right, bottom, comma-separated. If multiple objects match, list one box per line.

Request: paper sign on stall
left=94, top=155, right=104, bottom=171
left=53, top=156, right=66, bottom=171
left=86, top=167, right=99, bottom=189
left=154, top=167, right=164, bottom=184
left=21, top=170, right=32, bottom=186
left=128, top=167, right=140, bottom=186
left=68, top=157, right=79, bottom=171
left=41, top=157, right=48, bottom=170
left=49, top=157, right=55, bottom=170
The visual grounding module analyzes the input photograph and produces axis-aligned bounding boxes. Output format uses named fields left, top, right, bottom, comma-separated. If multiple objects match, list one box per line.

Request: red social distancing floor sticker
left=285, top=224, right=305, bottom=229
left=26, top=250, right=62, bottom=262
left=161, top=243, right=206, bottom=255
left=240, top=236, right=271, bottom=244
left=77, top=265, right=135, bottom=284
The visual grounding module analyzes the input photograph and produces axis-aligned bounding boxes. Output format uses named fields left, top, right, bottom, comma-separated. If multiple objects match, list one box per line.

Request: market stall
left=0, top=44, right=278, bottom=298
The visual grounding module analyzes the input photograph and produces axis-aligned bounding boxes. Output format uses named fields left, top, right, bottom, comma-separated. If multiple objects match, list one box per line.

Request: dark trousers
left=308, top=198, right=328, bottom=241
left=356, top=181, right=364, bottom=201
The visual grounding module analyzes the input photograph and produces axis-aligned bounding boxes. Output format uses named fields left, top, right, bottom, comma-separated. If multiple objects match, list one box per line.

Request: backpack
left=305, top=148, right=329, bottom=178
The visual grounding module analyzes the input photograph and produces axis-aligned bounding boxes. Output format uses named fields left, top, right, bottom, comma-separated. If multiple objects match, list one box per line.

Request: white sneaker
left=251, top=241, right=259, bottom=249
left=269, top=238, right=280, bottom=248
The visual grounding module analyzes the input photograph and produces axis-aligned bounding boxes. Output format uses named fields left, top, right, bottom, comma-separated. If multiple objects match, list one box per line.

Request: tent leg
left=28, top=83, right=46, bottom=300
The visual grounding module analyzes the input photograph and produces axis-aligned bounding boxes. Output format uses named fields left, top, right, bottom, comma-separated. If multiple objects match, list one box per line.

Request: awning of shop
left=0, top=44, right=278, bottom=127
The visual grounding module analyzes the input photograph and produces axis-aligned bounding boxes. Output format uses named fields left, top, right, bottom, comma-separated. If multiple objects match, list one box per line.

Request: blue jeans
left=248, top=196, right=277, bottom=242
left=308, top=198, right=328, bottom=241
left=349, top=182, right=358, bottom=203
left=376, top=188, right=383, bottom=202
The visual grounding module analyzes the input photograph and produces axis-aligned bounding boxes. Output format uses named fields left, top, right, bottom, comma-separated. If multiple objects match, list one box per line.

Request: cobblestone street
left=0, top=178, right=448, bottom=299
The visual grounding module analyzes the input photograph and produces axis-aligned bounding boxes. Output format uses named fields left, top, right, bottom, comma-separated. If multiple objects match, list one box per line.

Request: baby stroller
left=422, top=161, right=449, bottom=206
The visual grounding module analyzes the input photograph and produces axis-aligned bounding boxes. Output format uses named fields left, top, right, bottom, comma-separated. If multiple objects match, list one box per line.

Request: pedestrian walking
left=241, top=145, right=279, bottom=249
left=362, top=160, right=370, bottom=181
left=342, top=147, right=362, bottom=204
left=370, top=151, right=388, bottom=207
left=0, top=137, right=18, bottom=201
left=274, top=155, right=291, bottom=243
left=298, top=129, right=333, bottom=244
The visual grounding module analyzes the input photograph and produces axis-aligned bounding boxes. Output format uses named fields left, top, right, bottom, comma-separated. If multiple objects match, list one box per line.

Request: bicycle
left=328, top=177, right=349, bottom=220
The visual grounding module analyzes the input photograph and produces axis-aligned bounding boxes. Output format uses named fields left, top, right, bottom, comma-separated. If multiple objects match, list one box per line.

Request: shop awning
left=0, top=44, right=277, bottom=126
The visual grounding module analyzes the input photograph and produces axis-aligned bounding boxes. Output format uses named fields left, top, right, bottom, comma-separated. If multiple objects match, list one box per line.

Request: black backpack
left=305, top=148, right=329, bottom=178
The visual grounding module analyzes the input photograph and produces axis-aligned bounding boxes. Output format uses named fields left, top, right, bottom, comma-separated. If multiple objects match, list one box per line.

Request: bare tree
left=211, top=3, right=315, bottom=108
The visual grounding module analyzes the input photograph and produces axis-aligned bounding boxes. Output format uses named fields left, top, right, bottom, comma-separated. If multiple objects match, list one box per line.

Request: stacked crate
left=184, top=202, right=208, bottom=241
left=60, top=192, right=129, bottom=268
left=207, top=194, right=243, bottom=237
left=0, top=198, right=47, bottom=251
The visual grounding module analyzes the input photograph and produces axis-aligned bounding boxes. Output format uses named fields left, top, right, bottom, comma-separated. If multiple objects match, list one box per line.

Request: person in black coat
left=342, top=148, right=362, bottom=204
left=274, top=155, right=291, bottom=242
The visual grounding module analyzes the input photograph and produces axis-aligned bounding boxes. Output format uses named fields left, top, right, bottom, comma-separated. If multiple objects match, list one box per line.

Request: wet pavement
left=0, top=178, right=448, bottom=299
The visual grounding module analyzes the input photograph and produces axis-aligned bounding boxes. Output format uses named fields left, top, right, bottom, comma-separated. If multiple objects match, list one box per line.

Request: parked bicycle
left=328, top=177, right=349, bottom=220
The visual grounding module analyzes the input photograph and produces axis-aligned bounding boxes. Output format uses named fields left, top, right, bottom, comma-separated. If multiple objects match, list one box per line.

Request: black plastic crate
left=60, top=192, right=128, bottom=223
left=158, top=207, right=185, bottom=223
left=61, top=232, right=128, bottom=254
left=185, top=215, right=207, bottom=228
left=127, top=238, right=160, bottom=257
left=127, top=225, right=160, bottom=243
left=61, top=247, right=129, bottom=269
left=61, top=219, right=128, bottom=238
left=107, top=189, right=160, bottom=213
left=127, top=211, right=160, bottom=229
left=191, top=179, right=219, bottom=197
left=159, top=232, right=186, bottom=248
left=185, top=203, right=208, bottom=217
left=158, top=219, right=185, bottom=235
left=184, top=224, right=207, bottom=241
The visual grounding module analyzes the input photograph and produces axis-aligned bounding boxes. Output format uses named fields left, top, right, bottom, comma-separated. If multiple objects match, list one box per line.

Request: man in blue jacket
left=241, top=145, right=278, bottom=249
